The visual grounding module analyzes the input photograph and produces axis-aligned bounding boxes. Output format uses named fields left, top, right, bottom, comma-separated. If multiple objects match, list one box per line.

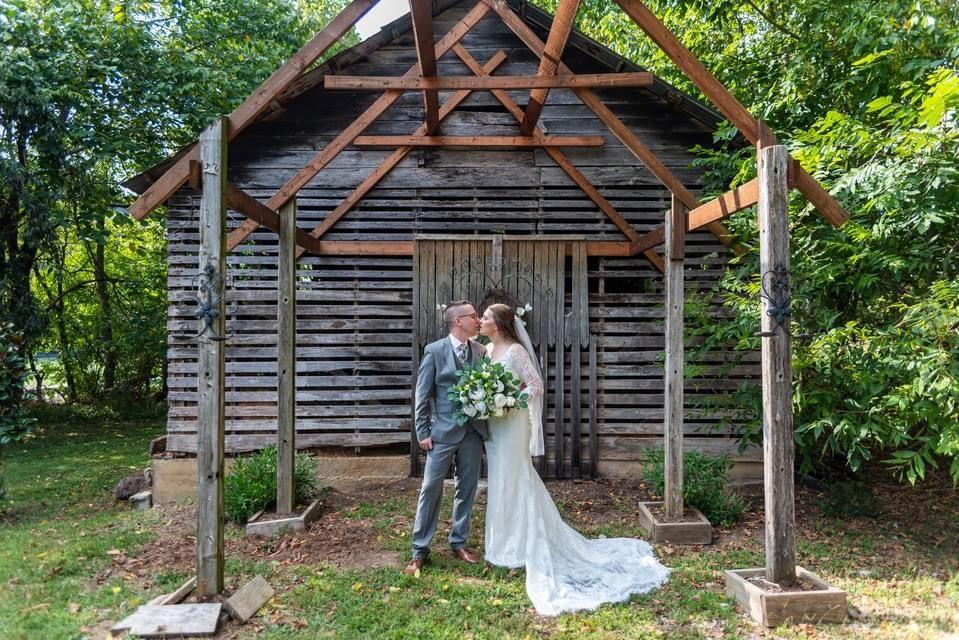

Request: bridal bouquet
left=448, top=357, right=529, bottom=424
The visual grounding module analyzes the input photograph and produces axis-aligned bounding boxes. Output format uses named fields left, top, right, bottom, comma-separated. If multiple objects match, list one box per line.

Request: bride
left=478, top=303, right=670, bottom=616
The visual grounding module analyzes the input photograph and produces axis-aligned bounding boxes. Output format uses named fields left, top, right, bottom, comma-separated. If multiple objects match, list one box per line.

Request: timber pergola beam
left=128, top=0, right=379, bottom=221
left=351, top=135, right=605, bottom=147
left=324, top=71, right=654, bottom=90
left=453, top=43, right=665, bottom=272
left=521, top=0, right=581, bottom=134
left=225, top=0, right=493, bottom=251
left=409, top=0, right=440, bottom=133
left=293, top=50, right=509, bottom=259
left=481, top=0, right=738, bottom=255
left=612, top=0, right=849, bottom=227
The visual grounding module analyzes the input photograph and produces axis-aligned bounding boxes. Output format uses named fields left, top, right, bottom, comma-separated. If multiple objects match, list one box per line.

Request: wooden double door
left=411, top=235, right=597, bottom=479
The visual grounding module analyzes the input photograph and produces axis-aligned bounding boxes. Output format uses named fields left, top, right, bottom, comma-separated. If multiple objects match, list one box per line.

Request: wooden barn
left=123, top=0, right=823, bottom=484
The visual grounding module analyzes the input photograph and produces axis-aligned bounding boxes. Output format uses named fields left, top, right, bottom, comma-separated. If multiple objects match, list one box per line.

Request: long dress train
left=484, top=343, right=670, bottom=616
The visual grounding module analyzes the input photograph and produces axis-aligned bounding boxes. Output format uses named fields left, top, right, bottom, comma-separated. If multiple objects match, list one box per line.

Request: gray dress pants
left=410, top=428, right=483, bottom=559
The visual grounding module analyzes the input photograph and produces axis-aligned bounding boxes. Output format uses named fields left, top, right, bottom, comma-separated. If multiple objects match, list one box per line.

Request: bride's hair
left=486, top=303, right=523, bottom=345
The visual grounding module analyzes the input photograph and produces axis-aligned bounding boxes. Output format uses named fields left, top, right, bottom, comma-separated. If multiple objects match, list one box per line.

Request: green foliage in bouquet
left=448, top=357, right=529, bottom=425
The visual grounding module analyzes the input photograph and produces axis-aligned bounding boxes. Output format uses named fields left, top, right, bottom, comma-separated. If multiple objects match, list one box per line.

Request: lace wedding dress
left=484, top=343, right=670, bottom=616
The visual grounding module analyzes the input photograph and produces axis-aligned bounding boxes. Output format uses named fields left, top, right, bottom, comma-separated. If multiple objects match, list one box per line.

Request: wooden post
left=277, top=197, right=297, bottom=515
left=758, top=144, right=796, bottom=586
left=664, top=194, right=685, bottom=521
left=196, top=118, right=227, bottom=596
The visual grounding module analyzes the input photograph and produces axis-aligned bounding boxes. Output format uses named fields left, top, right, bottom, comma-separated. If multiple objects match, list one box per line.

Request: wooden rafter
left=482, top=0, right=737, bottom=253
left=292, top=51, right=508, bottom=259
left=408, top=0, right=440, bottom=133
left=631, top=178, right=760, bottom=253
left=453, top=43, right=665, bottom=272
left=128, top=0, right=379, bottom=221
left=612, top=0, right=849, bottom=227
left=351, top=135, right=605, bottom=147
left=520, top=0, right=580, bottom=134
left=226, top=0, right=492, bottom=252
left=324, top=71, right=654, bottom=90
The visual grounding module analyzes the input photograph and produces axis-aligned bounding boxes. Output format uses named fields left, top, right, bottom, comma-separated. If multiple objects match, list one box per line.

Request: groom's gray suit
left=410, top=336, right=488, bottom=560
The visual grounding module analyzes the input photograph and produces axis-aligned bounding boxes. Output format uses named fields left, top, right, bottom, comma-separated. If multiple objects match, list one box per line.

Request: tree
left=552, top=0, right=959, bottom=482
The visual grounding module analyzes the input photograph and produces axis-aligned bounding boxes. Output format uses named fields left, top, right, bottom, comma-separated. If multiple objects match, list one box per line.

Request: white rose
left=493, top=393, right=507, bottom=409
left=495, top=380, right=504, bottom=392
left=473, top=401, right=487, bottom=415
left=506, top=396, right=516, bottom=407
left=493, top=408, right=505, bottom=418
left=463, top=404, right=477, bottom=417
left=516, top=307, right=525, bottom=317
left=469, top=388, right=486, bottom=400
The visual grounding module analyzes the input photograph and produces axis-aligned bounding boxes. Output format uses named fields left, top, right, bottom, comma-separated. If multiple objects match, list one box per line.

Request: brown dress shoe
left=402, top=557, right=426, bottom=575
left=452, top=547, right=479, bottom=564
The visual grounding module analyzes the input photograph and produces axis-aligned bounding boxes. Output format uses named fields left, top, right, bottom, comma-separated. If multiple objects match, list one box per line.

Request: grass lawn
left=1, top=418, right=957, bottom=639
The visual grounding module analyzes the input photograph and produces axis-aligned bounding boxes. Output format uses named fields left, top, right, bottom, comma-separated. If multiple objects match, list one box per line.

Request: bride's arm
left=511, top=345, right=544, bottom=400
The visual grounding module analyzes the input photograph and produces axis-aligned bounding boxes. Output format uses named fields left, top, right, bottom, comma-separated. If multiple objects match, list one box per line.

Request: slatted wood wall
left=163, top=0, right=761, bottom=470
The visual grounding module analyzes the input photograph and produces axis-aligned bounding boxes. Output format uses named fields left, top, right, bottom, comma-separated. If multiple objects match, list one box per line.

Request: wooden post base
left=245, top=498, right=323, bottom=537
left=637, top=501, right=712, bottom=545
left=725, top=566, right=848, bottom=626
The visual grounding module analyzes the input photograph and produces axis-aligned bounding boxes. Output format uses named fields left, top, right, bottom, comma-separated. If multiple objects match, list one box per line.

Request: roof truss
left=131, top=0, right=850, bottom=272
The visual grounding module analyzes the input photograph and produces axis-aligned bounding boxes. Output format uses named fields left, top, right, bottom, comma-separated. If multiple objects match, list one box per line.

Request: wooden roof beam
left=324, top=72, right=654, bottom=90
left=452, top=43, right=664, bottom=272
left=226, top=1, right=492, bottom=252
left=409, top=0, right=440, bottom=133
left=351, top=135, right=604, bottom=147
left=293, top=50, right=508, bottom=259
left=520, top=0, right=580, bottom=135
left=482, top=0, right=737, bottom=253
left=632, top=178, right=760, bottom=253
left=612, top=0, right=849, bottom=227
left=128, top=0, right=379, bottom=221
left=223, top=184, right=324, bottom=255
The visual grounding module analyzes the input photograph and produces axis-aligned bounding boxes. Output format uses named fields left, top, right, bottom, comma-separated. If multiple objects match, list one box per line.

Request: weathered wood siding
left=164, top=1, right=760, bottom=469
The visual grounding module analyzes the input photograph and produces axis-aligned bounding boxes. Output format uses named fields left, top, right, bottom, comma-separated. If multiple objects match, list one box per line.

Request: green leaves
left=0, top=323, right=35, bottom=446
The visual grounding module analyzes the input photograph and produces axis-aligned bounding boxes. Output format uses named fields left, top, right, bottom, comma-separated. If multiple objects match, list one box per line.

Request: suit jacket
left=414, top=337, right=488, bottom=443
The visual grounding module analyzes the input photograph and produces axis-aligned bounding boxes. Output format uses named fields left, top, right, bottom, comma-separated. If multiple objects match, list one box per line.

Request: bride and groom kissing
left=405, top=300, right=670, bottom=616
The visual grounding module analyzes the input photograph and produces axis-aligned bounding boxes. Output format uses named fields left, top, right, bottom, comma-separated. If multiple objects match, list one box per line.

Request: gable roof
left=123, top=0, right=724, bottom=196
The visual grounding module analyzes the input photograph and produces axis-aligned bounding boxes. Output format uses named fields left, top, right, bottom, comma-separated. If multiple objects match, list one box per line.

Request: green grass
left=1, top=417, right=957, bottom=639
left=0, top=417, right=164, bottom=639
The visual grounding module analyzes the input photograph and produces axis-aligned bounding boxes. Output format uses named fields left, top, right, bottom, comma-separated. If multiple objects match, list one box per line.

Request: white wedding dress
left=484, top=343, right=670, bottom=616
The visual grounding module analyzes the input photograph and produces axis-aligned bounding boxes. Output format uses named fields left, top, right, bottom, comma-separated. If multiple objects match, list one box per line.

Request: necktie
left=456, top=343, right=467, bottom=364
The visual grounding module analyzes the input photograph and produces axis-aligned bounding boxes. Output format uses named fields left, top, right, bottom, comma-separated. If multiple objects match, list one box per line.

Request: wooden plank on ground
left=111, top=603, right=222, bottom=638
left=224, top=575, right=275, bottom=623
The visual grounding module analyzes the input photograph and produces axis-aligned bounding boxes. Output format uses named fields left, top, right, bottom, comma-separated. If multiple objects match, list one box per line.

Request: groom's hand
left=418, top=436, right=433, bottom=451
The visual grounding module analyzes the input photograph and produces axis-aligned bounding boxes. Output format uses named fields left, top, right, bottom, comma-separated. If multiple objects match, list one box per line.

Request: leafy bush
left=224, top=446, right=319, bottom=524
left=1, top=323, right=35, bottom=446
left=641, top=448, right=746, bottom=527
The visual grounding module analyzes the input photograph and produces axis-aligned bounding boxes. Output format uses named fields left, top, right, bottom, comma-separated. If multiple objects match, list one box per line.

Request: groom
left=403, top=300, right=488, bottom=575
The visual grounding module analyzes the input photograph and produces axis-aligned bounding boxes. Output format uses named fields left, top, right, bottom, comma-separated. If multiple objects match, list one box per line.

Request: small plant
left=640, top=447, right=746, bottom=527
left=224, top=445, right=319, bottom=523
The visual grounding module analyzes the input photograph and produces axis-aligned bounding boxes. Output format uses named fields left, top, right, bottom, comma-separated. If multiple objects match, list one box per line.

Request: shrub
left=224, top=446, right=319, bottom=524
left=1, top=323, right=35, bottom=446
left=640, top=447, right=746, bottom=527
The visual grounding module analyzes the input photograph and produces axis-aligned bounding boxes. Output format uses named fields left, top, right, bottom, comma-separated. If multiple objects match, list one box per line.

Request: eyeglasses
left=456, top=312, right=479, bottom=319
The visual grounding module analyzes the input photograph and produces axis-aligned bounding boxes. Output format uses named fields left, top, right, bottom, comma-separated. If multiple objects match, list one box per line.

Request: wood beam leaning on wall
left=408, top=0, right=440, bottom=133
left=292, top=51, right=508, bottom=259
left=452, top=43, right=665, bottom=272
left=128, top=0, right=380, bottom=221
left=612, top=0, right=849, bottom=227
left=520, top=0, right=581, bottom=134
left=226, top=0, right=493, bottom=252
left=481, top=0, right=736, bottom=254
left=324, top=71, right=654, bottom=90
